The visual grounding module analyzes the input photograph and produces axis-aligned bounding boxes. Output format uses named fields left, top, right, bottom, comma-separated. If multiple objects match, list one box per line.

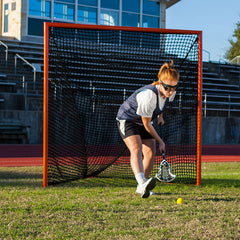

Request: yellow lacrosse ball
left=177, top=198, right=184, bottom=204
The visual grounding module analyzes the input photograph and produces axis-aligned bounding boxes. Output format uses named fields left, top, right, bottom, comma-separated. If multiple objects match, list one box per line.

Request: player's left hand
left=159, top=139, right=165, bottom=154
left=158, top=115, right=164, bottom=126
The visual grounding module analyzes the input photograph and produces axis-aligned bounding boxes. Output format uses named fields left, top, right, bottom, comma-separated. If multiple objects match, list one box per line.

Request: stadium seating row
left=0, top=37, right=239, bottom=144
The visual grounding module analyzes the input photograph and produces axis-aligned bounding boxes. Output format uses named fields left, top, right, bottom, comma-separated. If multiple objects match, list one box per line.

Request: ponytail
left=153, top=60, right=179, bottom=85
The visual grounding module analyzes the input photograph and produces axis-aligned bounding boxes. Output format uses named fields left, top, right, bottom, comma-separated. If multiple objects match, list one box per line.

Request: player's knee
left=144, top=148, right=155, bottom=160
left=130, top=145, right=142, bottom=157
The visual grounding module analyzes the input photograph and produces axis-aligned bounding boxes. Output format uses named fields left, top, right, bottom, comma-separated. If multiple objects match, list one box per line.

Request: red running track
left=0, top=145, right=239, bottom=167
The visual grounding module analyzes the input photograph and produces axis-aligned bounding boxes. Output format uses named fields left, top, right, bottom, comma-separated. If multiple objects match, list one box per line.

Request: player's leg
left=141, top=138, right=156, bottom=196
left=123, top=135, right=143, bottom=175
left=123, top=135, right=156, bottom=198
left=117, top=120, right=144, bottom=174
left=142, top=138, right=156, bottom=178
left=117, top=120, right=156, bottom=198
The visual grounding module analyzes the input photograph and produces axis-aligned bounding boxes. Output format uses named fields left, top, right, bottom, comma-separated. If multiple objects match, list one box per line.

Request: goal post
left=43, top=22, right=202, bottom=187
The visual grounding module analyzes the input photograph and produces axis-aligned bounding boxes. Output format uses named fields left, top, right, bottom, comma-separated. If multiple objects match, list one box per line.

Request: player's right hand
left=159, top=139, right=165, bottom=154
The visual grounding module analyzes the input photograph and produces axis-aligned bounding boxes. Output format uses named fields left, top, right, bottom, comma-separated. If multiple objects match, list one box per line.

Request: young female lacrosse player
left=116, top=60, right=179, bottom=198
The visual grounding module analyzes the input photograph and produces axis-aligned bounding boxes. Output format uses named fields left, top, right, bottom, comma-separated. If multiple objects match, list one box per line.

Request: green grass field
left=0, top=162, right=240, bottom=240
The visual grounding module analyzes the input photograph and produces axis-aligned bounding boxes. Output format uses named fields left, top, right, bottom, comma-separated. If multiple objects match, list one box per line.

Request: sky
left=166, top=0, right=240, bottom=62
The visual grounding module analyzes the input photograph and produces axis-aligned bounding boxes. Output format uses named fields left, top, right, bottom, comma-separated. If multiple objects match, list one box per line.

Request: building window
left=101, top=0, right=119, bottom=10
left=122, top=0, right=140, bottom=13
left=4, top=4, right=8, bottom=32
left=78, top=6, right=97, bottom=23
left=26, top=0, right=162, bottom=36
left=54, top=2, right=74, bottom=20
left=122, top=12, right=139, bottom=27
left=78, top=0, right=97, bottom=6
left=56, top=0, right=75, bottom=3
left=28, top=18, right=50, bottom=36
left=142, top=15, right=159, bottom=28
left=29, top=0, right=51, bottom=17
left=143, top=0, right=160, bottom=16
left=100, top=9, right=119, bottom=26
left=12, top=2, right=16, bottom=11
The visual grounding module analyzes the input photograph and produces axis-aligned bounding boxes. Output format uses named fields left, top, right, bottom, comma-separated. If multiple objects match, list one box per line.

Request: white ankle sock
left=135, top=172, right=145, bottom=185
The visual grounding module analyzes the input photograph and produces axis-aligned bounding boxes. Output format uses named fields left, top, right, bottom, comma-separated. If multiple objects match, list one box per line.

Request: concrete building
left=0, top=0, right=180, bottom=41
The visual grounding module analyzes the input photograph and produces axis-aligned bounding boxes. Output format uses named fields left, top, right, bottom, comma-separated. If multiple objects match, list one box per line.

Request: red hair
left=153, top=60, right=179, bottom=85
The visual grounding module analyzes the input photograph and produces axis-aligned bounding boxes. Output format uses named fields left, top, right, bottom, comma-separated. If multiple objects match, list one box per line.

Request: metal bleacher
left=0, top=38, right=43, bottom=143
left=0, top=37, right=240, bottom=144
left=202, top=61, right=240, bottom=117
left=0, top=37, right=44, bottom=111
left=0, top=38, right=240, bottom=111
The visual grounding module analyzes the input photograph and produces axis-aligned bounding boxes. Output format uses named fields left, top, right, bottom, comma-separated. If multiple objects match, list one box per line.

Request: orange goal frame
left=43, top=22, right=202, bottom=187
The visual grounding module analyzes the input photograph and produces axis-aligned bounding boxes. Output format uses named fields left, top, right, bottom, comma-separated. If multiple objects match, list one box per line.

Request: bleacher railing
left=203, top=49, right=210, bottom=62
left=14, top=54, right=36, bottom=90
left=203, top=93, right=240, bottom=117
left=0, top=40, right=8, bottom=63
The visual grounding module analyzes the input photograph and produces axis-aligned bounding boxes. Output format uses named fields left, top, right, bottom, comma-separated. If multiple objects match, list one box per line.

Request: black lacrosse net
left=46, top=26, right=200, bottom=185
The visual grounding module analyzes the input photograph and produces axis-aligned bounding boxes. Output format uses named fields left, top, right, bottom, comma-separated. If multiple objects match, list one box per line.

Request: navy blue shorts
left=117, top=120, right=153, bottom=140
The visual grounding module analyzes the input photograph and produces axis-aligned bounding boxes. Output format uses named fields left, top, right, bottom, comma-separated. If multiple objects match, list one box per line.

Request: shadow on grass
left=0, top=169, right=43, bottom=187
left=201, top=178, right=240, bottom=188
left=1, top=167, right=240, bottom=189
left=202, top=197, right=236, bottom=202
left=0, top=168, right=136, bottom=188
left=0, top=170, right=42, bottom=179
left=52, top=177, right=137, bottom=189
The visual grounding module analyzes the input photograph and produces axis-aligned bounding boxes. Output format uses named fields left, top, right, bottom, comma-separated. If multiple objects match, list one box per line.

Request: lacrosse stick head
left=155, top=155, right=176, bottom=183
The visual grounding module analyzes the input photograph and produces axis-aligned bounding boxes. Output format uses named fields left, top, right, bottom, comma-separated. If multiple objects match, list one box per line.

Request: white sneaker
left=150, top=191, right=156, bottom=195
left=136, top=188, right=156, bottom=196
left=136, top=177, right=156, bottom=198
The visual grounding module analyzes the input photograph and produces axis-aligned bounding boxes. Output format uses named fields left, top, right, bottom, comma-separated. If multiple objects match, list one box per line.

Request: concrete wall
left=20, top=0, right=27, bottom=38
left=2, top=0, right=22, bottom=40
left=202, top=117, right=240, bottom=144
left=0, top=0, right=2, bottom=34
left=160, top=2, right=166, bottom=28
left=0, top=110, right=43, bottom=144
left=0, top=109, right=239, bottom=145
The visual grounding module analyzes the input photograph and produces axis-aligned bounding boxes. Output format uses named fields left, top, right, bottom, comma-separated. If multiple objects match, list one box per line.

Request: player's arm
left=142, top=116, right=165, bottom=153
left=158, top=113, right=164, bottom=126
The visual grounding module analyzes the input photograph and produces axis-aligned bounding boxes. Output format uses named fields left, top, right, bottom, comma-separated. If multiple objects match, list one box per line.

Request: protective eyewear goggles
left=160, top=80, right=178, bottom=92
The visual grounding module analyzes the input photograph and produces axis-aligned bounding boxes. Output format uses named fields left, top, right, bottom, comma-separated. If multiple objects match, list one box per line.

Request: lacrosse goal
left=43, top=23, right=202, bottom=186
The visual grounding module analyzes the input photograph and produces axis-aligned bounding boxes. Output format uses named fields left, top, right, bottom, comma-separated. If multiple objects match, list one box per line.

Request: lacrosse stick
left=155, top=125, right=176, bottom=182
left=155, top=151, right=176, bottom=182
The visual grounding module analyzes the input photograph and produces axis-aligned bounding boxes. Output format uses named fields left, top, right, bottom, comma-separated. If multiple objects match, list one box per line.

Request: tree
left=225, top=22, right=240, bottom=61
